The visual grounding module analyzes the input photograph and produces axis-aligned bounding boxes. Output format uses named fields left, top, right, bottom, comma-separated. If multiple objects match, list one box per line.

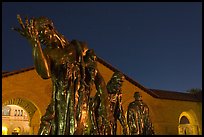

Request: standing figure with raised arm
left=13, top=15, right=91, bottom=135
left=13, top=14, right=115, bottom=135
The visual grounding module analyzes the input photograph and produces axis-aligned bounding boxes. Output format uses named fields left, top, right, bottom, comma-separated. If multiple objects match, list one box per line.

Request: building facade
left=2, top=57, right=202, bottom=135
left=2, top=105, right=30, bottom=135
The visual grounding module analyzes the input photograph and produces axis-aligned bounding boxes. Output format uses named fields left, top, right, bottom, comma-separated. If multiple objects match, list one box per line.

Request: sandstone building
left=2, top=57, right=202, bottom=135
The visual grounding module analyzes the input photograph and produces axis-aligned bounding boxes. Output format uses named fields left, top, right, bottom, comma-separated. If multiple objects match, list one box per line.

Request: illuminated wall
left=2, top=62, right=202, bottom=135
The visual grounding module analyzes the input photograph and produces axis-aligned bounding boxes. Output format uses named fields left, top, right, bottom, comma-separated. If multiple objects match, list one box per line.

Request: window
left=2, top=106, right=11, bottom=116
left=14, top=109, right=17, bottom=116
left=20, top=110, right=23, bottom=116
left=18, top=110, right=20, bottom=116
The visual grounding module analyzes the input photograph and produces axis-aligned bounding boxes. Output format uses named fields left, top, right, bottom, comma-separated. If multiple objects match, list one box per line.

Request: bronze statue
left=13, top=15, right=154, bottom=135
left=83, top=49, right=114, bottom=135
left=106, top=71, right=128, bottom=135
left=127, top=92, right=154, bottom=135
left=13, top=15, right=114, bottom=135
left=13, top=15, right=91, bottom=135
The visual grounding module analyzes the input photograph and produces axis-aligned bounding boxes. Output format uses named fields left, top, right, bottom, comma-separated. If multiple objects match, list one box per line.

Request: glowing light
left=2, top=126, right=8, bottom=135
left=13, top=127, right=20, bottom=133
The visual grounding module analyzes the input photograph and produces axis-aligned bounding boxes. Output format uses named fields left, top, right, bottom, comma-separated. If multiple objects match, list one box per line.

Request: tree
left=186, top=88, right=202, bottom=94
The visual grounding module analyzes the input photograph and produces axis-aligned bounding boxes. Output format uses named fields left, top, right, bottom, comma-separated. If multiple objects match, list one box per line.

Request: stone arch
left=178, top=110, right=199, bottom=135
left=2, top=98, right=41, bottom=135
left=3, top=98, right=37, bottom=122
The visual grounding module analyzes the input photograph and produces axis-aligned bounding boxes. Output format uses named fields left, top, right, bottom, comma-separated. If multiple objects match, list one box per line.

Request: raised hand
left=12, top=14, right=40, bottom=47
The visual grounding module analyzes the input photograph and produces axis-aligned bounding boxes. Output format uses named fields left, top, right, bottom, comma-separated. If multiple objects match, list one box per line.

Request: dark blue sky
left=2, top=2, right=202, bottom=92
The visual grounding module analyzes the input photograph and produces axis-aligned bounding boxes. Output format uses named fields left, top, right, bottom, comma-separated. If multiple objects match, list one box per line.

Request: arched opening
left=12, top=127, right=21, bottom=135
left=180, top=116, right=190, bottom=124
left=178, top=111, right=199, bottom=135
left=2, top=105, right=30, bottom=135
left=2, top=98, right=41, bottom=135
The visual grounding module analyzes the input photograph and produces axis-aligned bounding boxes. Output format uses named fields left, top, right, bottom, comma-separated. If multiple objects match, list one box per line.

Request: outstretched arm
left=13, top=15, right=51, bottom=79
left=32, top=41, right=51, bottom=79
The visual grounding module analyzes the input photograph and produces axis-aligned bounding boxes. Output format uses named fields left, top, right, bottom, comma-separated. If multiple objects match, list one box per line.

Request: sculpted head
left=107, top=71, right=125, bottom=94
left=33, top=16, right=68, bottom=48
left=134, top=92, right=142, bottom=101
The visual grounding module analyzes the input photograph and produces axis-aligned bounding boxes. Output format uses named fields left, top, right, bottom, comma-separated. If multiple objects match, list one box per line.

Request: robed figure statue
left=127, top=92, right=154, bottom=135
left=13, top=15, right=114, bottom=135
left=13, top=15, right=154, bottom=135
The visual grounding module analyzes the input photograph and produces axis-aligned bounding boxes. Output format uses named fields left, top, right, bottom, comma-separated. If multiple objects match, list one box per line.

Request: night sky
left=2, top=2, right=202, bottom=92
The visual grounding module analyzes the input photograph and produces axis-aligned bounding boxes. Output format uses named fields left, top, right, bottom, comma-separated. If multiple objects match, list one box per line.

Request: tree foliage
left=186, top=88, right=202, bottom=94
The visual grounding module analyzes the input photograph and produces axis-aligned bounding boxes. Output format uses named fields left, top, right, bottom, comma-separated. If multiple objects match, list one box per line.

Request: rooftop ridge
left=2, top=66, right=35, bottom=77
left=2, top=56, right=158, bottom=98
left=97, top=57, right=159, bottom=98
left=149, top=88, right=202, bottom=102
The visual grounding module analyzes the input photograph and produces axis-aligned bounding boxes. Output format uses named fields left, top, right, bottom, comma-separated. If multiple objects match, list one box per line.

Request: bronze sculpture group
left=13, top=15, right=154, bottom=135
